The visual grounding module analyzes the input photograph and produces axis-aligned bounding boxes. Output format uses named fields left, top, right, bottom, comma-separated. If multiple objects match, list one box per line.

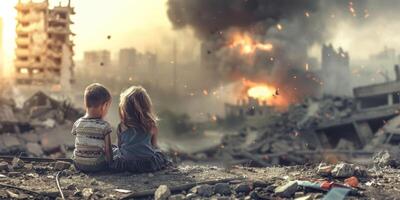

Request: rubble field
left=0, top=156, right=399, bottom=200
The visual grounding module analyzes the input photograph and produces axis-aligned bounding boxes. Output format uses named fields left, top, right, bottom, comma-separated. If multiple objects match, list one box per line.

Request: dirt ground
left=0, top=158, right=399, bottom=200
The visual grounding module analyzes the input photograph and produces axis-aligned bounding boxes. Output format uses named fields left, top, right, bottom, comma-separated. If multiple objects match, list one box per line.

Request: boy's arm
left=104, top=134, right=112, bottom=163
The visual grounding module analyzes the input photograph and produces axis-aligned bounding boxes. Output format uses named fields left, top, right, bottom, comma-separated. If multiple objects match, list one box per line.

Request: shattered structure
left=316, top=65, right=400, bottom=149
left=225, top=97, right=272, bottom=118
left=321, top=44, right=352, bottom=96
left=14, top=0, right=75, bottom=85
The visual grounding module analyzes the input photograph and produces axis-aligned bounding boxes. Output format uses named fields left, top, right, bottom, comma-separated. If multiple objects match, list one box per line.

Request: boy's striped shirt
left=72, top=117, right=112, bottom=167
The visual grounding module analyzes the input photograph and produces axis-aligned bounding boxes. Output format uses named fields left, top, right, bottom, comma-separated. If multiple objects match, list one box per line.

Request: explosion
left=229, top=33, right=273, bottom=55
left=241, top=79, right=290, bottom=108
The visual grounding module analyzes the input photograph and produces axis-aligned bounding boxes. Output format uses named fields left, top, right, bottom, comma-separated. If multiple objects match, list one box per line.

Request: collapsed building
left=316, top=65, right=400, bottom=149
left=225, top=97, right=272, bottom=118
left=14, top=0, right=75, bottom=86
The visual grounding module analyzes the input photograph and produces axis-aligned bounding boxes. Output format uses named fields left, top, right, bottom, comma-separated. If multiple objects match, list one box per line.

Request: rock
left=354, top=166, right=368, bottom=177
left=26, top=142, right=44, bottom=156
left=274, top=181, right=298, bottom=198
left=331, top=163, right=355, bottom=178
left=294, top=191, right=305, bottom=198
left=316, top=163, right=333, bottom=176
left=154, top=185, right=171, bottom=200
left=54, top=161, right=71, bottom=171
left=0, top=162, right=8, bottom=171
left=250, top=190, right=271, bottom=200
left=295, top=194, right=313, bottom=200
left=214, top=183, right=231, bottom=195
left=82, top=188, right=93, bottom=199
left=373, top=150, right=399, bottom=168
left=24, top=163, right=33, bottom=171
left=185, top=193, right=198, bottom=199
left=253, top=180, right=269, bottom=188
left=235, top=182, right=252, bottom=194
left=11, top=157, right=24, bottom=169
left=168, top=194, right=185, bottom=200
left=191, top=184, right=214, bottom=197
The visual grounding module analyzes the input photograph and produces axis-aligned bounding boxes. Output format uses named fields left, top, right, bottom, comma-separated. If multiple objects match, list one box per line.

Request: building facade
left=119, top=48, right=137, bottom=69
left=14, top=0, right=75, bottom=85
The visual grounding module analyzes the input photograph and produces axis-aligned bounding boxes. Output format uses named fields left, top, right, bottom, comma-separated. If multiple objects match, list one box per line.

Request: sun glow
left=0, top=0, right=17, bottom=76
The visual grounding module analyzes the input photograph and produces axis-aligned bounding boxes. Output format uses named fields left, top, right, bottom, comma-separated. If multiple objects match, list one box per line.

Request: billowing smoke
left=166, top=0, right=358, bottom=104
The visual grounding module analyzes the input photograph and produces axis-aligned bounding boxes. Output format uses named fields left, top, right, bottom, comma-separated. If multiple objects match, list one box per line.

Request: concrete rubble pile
left=0, top=91, right=83, bottom=158
left=179, top=96, right=357, bottom=166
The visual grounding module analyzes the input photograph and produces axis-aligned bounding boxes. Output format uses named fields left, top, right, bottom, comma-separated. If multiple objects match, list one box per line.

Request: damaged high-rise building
left=321, top=44, right=352, bottom=96
left=14, top=0, right=74, bottom=86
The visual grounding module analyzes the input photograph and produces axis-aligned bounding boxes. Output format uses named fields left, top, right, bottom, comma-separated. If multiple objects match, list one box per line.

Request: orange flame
left=229, top=33, right=273, bottom=55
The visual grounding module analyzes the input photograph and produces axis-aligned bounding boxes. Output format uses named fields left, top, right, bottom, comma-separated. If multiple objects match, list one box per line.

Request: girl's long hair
left=119, top=86, right=157, bottom=132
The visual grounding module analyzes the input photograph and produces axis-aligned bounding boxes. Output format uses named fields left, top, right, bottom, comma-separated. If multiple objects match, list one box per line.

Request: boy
left=71, top=83, right=112, bottom=172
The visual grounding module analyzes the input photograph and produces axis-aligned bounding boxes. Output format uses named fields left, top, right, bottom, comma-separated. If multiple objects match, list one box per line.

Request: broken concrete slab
left=274, top=181, right=298, bottom=198
left=331, top=163, right=355, bottom=178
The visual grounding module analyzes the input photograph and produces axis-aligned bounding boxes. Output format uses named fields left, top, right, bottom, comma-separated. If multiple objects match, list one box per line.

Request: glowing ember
left=229, top=33, right=273, bottom=55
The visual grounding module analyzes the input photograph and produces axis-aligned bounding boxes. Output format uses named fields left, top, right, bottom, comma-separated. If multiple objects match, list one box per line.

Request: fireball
left=247, top=85, right=275, bottom=101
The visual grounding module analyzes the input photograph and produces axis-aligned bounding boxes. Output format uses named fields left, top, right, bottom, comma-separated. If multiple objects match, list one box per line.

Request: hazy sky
left=0, top=0, right=174, bottom=74
left=1, top=0, right=400, bottom=76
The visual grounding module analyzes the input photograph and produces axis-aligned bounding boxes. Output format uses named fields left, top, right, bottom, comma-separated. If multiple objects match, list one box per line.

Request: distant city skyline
left=0, top=0, right=171, bottom=76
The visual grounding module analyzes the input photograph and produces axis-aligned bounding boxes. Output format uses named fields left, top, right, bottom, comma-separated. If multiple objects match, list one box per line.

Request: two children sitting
left=72, top=83, right=169, bottom=173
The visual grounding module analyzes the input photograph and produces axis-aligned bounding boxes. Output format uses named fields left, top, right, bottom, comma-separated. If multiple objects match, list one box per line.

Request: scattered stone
left=24, top=163, right=33, bottom=171
left=191, top=184, right=214, bottom=197
left=11, top=157, right=24, bottom=169
left=373, top=150, right=399, bottom=168
left=185, top=193, right=198, bottom=199
left=294, top=191, right=305, bottom=198
left=154, top=185, right=171, bottom=200
left=6, top=190, right=19, bottom=198
left=317, top=163, right=333, bottom=176
left=90, top=179, right=99, bottom=186
left=7, top=172, right=20, bottom=177
left=54, top=161, right=71, bottom=171
left=0, top=161, right=8, bottom=171
left=82, top=188, right=94, bottom=199
left=354, top=166, right=368, bottom=177
left=274, top=181, right=298, bottom=198
left=214, top=183, right=231, bottom=195
left=235, top=182, right=252, bottom=194
left=295, top=194, right=313, bottom=200
left=253, top=180, right=269, bottom=188
left=331, top=163, right=355, bottom=178
left=169, top=194, right=185, bottom=200
left=67, top=183, right=76, bottom=190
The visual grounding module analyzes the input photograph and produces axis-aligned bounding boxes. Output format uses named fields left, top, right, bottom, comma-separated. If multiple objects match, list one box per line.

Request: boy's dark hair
left=84, top=83, right=111, bottom=108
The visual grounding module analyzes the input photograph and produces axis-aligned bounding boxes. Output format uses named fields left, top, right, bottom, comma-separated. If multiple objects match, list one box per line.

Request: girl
left=111, top=86, right=170, bottom=173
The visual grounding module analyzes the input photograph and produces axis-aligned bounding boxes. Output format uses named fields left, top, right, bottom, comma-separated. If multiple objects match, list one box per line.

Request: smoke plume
left=166, top=0, right=347, bottom=103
